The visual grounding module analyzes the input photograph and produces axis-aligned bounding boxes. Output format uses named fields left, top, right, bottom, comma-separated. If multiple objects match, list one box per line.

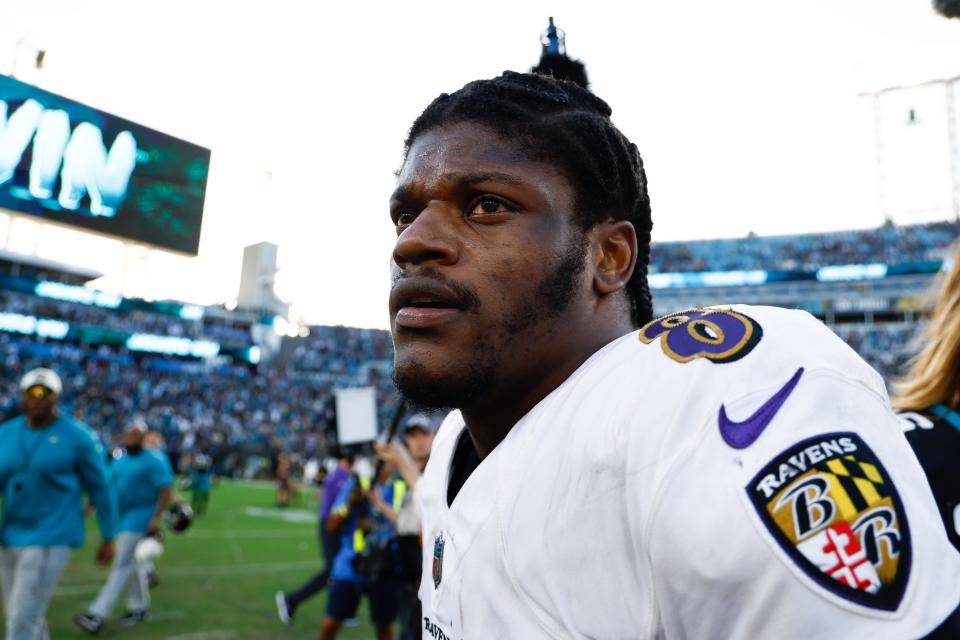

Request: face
left=123, top=428, right=145, bottom=452
left=404, top=428, right=434, bottom=462
left=389, top=122, right=591, bottom=409
left=144, top=431, right=164, bottom=449
left=22, top=386, right=57, bottom=422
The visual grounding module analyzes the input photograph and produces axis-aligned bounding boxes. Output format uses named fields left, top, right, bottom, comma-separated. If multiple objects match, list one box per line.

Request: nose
left=392, top=202, right=459, bottom=269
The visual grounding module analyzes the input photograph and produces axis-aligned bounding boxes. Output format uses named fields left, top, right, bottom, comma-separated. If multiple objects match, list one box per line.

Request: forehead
left=23, top=385, right=54, bottom=396
left=397, top=122, right=566, bottom=190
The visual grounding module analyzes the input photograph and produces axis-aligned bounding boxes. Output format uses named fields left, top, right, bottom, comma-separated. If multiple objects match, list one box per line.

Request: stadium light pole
left=861, top=76, right=960, bottom=223
left=947, top=80, right=960, bottom=221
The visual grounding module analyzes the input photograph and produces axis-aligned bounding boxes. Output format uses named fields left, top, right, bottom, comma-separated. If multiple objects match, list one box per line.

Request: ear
left=590, top=220, right=638, bottom=296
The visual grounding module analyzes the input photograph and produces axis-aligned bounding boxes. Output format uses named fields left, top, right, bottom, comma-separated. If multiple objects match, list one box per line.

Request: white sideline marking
left=57, top=559, right=320, bottom=590
left=242, top=506, right=316, bottom=524
left=220, top=479, right=277, bottom=490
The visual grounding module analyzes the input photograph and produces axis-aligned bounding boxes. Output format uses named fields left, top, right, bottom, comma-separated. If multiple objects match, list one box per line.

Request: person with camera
left=74, top=421, right=174, bottom=635
left=373, top=415, right=434, bottom=640
left=318, top=465, right=403, bottom=640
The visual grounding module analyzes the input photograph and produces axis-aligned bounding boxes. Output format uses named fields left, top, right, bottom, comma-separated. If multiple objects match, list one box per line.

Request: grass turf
left=40, top=480, right=380, bottom=639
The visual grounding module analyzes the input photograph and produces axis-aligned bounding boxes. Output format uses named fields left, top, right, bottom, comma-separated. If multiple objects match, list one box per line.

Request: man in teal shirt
left=0, top=368, right=116, bottom=640
left=189, top=453, right=213, bottom=516
left=75, top=421, right=174, bottom=634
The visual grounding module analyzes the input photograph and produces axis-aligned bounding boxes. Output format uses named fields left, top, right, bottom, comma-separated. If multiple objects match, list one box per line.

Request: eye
left=393, top=210, right=418, bottom=227
left=468, top=196, right=512, bottom=217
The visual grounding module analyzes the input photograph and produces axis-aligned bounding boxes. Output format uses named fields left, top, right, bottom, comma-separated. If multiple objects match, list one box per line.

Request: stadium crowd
left=833, top=321, right=921, bottom=381
left=0, top=288, right=253, bottom=343
left=0, top=326, right=398, bottom=476
left=650, top=219, right=959, bottom=273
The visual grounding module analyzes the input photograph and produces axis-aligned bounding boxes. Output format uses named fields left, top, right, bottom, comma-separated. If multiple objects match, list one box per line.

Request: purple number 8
left=638, top=309, right=762, bottom=364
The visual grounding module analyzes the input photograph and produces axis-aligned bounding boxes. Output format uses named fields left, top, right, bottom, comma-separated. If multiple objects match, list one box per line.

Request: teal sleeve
left=77, top=432, right=117, bottom=541
left=154, top=456, right=174, bottom=488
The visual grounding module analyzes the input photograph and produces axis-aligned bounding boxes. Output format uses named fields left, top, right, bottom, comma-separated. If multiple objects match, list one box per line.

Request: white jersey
left=418, top=305, right=960, bottom=640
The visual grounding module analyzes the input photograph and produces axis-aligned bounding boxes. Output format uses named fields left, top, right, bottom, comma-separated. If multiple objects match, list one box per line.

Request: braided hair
left=403, top=71, right=654, bottom=327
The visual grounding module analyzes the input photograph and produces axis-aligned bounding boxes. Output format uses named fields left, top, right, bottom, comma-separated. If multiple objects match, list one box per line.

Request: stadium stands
left=832, top=321, right=922, bottom=381
left=648, top=220, right=956, bottom=385
left=0, top=307, right=397, bottom=478
left=651, top=220, right=958, bottom=273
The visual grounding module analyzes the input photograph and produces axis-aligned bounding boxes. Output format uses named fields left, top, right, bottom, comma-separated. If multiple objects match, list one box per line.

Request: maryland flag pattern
left=748, top=432, right=910, bottom=610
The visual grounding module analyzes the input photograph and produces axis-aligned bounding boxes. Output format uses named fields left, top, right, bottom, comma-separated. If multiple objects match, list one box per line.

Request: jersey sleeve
left=898, top=409, right=960, bottom=553
left=76, top=428, right=117, bottom=541
left=152, top=453, right=175, bottom=489
left=646, top=368, right=960, bottom=639
left=331, top=476, right=356, bottom=517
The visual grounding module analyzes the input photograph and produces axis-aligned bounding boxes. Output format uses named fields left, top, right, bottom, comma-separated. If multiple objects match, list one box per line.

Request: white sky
left=0, top=0, right=959, bottom=329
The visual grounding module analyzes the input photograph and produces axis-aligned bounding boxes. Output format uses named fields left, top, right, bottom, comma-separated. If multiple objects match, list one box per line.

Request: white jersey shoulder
left=418, top=305, right=960, bottom=640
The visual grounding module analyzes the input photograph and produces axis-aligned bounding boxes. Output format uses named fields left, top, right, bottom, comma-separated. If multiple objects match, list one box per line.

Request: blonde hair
left=892, top=241, right=960, bottom=411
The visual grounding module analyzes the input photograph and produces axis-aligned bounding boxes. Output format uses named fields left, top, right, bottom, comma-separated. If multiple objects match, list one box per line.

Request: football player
left=388, top=72, right=960, bottom=638
left=894, top=240, right=960, bottom=556
left=0, top=368, right=116, bottom=639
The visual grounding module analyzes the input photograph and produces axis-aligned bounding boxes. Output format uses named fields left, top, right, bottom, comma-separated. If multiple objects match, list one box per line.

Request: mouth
left=391, top=277, right=467, bottom=330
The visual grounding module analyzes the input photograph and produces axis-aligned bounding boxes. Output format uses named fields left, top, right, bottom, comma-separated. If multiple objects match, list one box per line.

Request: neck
left=461, top=321, right=631, bottom=458
left=26, top=411, right=57, bottom=429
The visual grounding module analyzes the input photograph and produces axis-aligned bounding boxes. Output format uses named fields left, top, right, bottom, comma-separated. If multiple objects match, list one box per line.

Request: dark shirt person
left=0, top=368, right=116, bottom=639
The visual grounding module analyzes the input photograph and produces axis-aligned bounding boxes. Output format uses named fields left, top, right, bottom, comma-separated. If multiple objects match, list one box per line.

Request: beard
left=392, top=236, right=587, bottom=410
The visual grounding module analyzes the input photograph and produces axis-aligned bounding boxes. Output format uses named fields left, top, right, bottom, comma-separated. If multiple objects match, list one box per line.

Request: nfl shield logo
left=432, top=533, right=445, bottom=589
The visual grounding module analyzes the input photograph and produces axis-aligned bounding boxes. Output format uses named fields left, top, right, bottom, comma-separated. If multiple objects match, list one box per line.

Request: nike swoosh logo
left=719, top=367, right=804, bottom=449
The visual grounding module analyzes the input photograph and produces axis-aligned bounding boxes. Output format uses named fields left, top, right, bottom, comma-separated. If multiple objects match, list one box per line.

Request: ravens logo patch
left=747, top=432, right=910, bottom=611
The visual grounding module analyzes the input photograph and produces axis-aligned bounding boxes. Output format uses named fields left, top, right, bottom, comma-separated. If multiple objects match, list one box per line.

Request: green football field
left=41, top=480, right=380, bottom=639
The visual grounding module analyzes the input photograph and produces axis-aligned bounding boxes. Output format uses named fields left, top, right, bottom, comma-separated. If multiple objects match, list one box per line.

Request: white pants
left=0, top=546, right=72, bottom=640
left=88, top=532, right=149, bottom=618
